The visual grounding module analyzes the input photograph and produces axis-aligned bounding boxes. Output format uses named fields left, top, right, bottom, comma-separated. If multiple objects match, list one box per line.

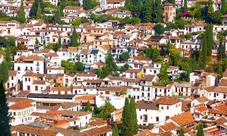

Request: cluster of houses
left=2, top=0, right=227, bottom=135
left=5, top=41, right=227, bottom=135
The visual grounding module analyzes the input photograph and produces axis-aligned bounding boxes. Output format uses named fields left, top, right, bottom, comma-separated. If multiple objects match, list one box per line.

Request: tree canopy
left=18, top=0, right=26, bottom=23
left=0, top=81, right=11, bottom=135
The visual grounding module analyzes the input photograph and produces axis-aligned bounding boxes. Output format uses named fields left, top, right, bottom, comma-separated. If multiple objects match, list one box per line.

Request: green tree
left=54, top=7, right=61, bottom=24
left=85, top=100, right=92, bottom=111
left=74, top=62, right=84, bottom=71
left=83, top=0, right=92, bottom=10
left=208, top=11, right=223, bottom=24
left=18, top=0, right=26, bottom=23
left=154, top=24, right=165, bottom=35
left=196, top=123, right=204, bottom=136
left=71, top=26, right=80, bottom=46
left=105, top=52, right=118, bottom=74
left=112, top=123, right=119, bottom=136
left=120, top=52, right=130, bottom=62
left=195, top=2, right=201, bottom=18
left=5, top=45, right=10, bottom=63
left=142, top=0, right=153, bottom=22
left=100, top=101, right=115, bottom=113
left=168, top=0, right=175, bottom=5
left=120, top=64, right=129, bottom=73
left=93, top=104, right=99, bottom=115
left=152, top=0, right=163, bottom=23
left=145, top=47, right=160, bottom=62
left=221, top=0, right=226, bottom=14
left=157, top=62, right=169, bottom=85
left=179, top=128, right=184, bottom=136
left=6, top=37, right=16, bottom=47
left=72, top=18, right=82, bottom=26
left=201, top=33, right=207, bottom=67
left=183, top=0, right=187, bottom=11
left=29, top=0, right=44, bottom=18
left=36, top=2, right=42, bottom=19
left=0, top=61, right=9, bottom=82
left=121, top=97, right=133, bottom=136
left=219, top=36, right=224, bottom=60
left=0, top=81, right=11, bottom=136
left=130, top=97, right=138, bottom=134
left=97, top=65, right=110, bottom=78
left=169, top=49, right=181, bottom=66
left=167, top=40, right=171, bottom=53
left=206, top=24, right=214, bottom=56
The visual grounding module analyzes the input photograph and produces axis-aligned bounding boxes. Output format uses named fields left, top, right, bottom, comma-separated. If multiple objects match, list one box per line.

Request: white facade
left=137, top=99, right=182, bottom=126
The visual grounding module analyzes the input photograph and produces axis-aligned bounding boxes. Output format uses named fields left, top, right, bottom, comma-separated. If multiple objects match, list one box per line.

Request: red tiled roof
left=9, top=100, right=32, bottom=110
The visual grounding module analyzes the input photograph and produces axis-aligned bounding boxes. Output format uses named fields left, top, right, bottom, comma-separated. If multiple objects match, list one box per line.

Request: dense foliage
left=0, top=81, right=11, bottom=135
left=121, top=97, right=138, bottom=135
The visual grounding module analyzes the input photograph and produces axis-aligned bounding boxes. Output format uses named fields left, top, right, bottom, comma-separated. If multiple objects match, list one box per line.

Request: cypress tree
left=5, top=45, right=10, bottom=63
left=142, top=0, right=153, bottom=22
left=36, top=2, right=41, bottom=19
left=183, top=0, right=187, bottom=11
left=206, top=24, right=214, bottom=56
left=167, top=40, right=171, bottom=53
left=85, top=100, right=92, bottom=111
left=221, top=0, right=226, bottom=14
left=83, top=0, right=92, bottom=10
left=18, top=0, right=26, bottom=23
left=29, top=0, right=43, bottom=18
left=223, top=41, right=226, bottom=58
left=208, top=0, right=214, bottom=14
left=112, top=123, right=119, bottom=136
left=152, top=0, right=163, bottom=23
left=196, top=123, right=204, bottom=136
left=93, top=104, right=99, bottom=115
left=121, top=98, right=133, bottom=136
left=0, top=81, right=11, bottom=136
left=71, top=26, right=80, bottom=47
left=201, top=31, right=207, bottom=67
left=130, top=97, right=138, bottom=135
left=169, top=0, right=175, bottom=5
left=219, top=36, right=224, bottom=60
left=178, top=128, right=184, bottom=136
left=0, top=61, right=9, bottom=83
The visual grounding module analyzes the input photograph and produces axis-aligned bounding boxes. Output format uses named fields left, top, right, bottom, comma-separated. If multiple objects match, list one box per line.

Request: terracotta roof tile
left=11, top=124, right=58, bottom=136
left=68, top=47, right=78, bottom=52
left=196, top=106, right=209, bottom=112
left=155, top=96, right=181, bottom=105
left=76, top=73, right=96, bottom=77
left=159, top=122, right=179, bottom=132
left=8, top=70, right=17, bottom=76
left=80, top=125, right=112, bottom=136
left=171, top=112, right=195, bottom=126
left=80, top=49, right=89, bottom=54
left=9, top=100, right=32, bottom=110
left=134, top=129, right=154, bottom=136
left=133, top=56, right=152, bottom=61
left=51, top=87, right=72, bottom=92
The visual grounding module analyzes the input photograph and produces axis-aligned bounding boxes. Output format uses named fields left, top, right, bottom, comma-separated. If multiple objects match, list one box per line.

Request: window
left=167, top=106, right=169, bottom=110
left=161, top=106, right=163, bottom=109
left=11, top=76, right=13, bottom=80
left=140, top=116, right=142, bottom=119
left=28, top=78, right=30, bottom=82
left=156, top=117, right=159, bottom=122
left=25, top=78, right=27, bottom=81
